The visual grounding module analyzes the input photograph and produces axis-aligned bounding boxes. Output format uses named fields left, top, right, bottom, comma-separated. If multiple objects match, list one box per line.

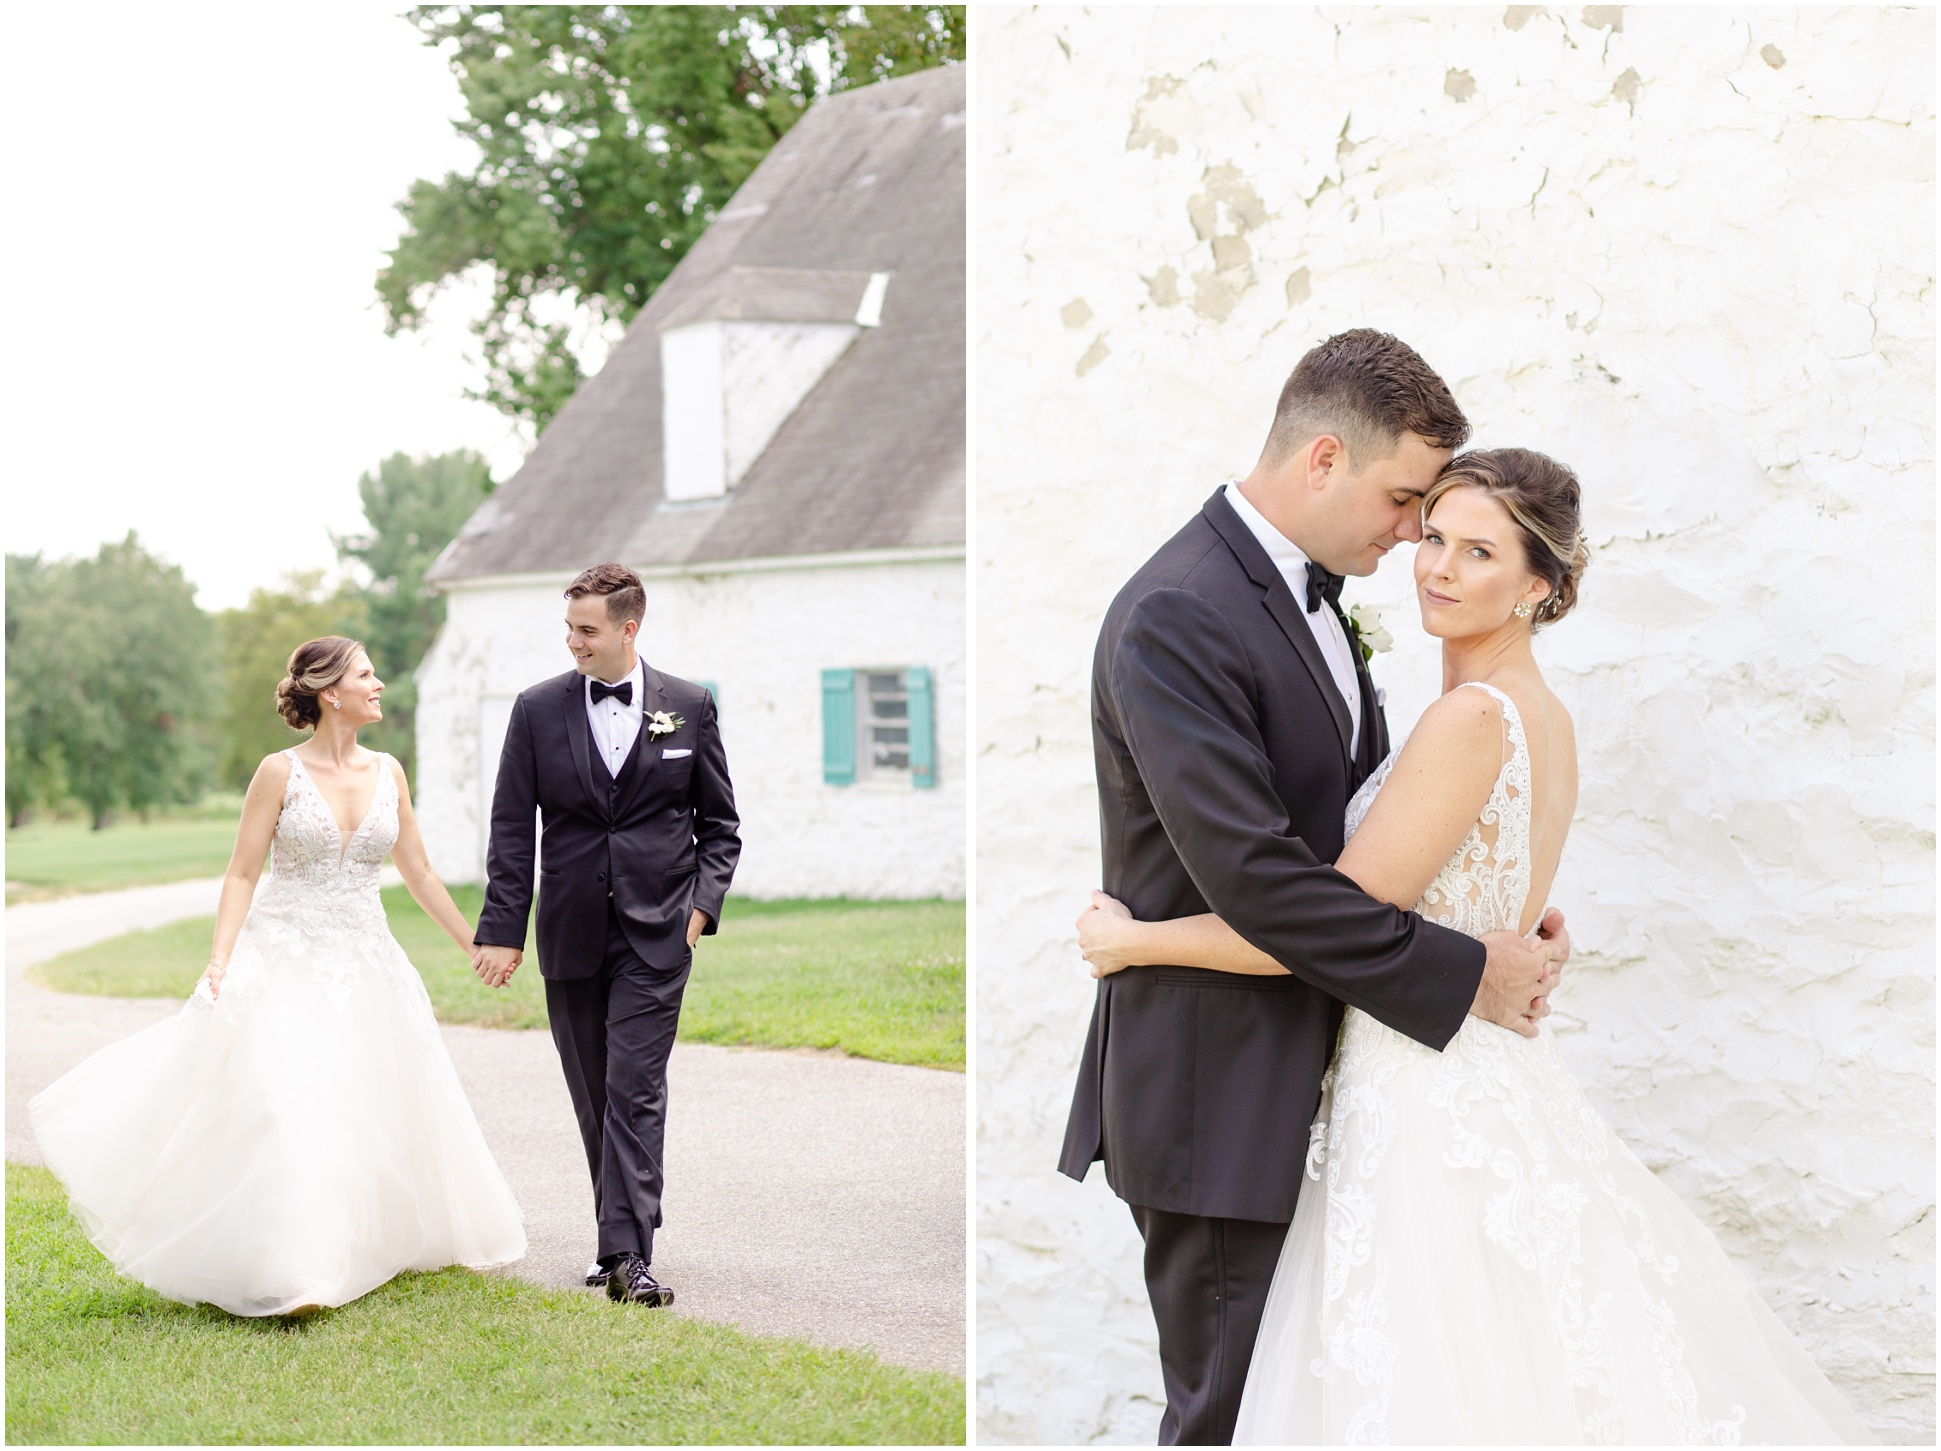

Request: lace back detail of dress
left=1345, top=682, right=1532, bottom=939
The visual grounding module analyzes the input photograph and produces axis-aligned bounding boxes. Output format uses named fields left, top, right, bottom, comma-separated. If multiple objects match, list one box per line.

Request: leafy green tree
left=380, top=5, right=965, bottom=430
left=216, top=574, right=367, bottom=791
left=6, top=555, right=67, bottom=826
left=8, top=536, right=216, bottom=829
left=333, top=450, right=497, bottom=785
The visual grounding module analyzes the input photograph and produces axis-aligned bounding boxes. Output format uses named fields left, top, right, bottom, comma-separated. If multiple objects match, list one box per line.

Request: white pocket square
left=663, top=748, right=692, bottom=758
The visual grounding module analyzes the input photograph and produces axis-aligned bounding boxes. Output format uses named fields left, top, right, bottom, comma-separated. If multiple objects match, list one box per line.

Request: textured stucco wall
left=975, top=6, right=1933, bottom=1443
left=417, top=555, right=965, bottom=900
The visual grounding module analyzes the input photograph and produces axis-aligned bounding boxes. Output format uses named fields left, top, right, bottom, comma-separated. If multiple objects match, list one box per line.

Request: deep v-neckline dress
left=29, top=750, right=525, bottom=1316
left=1233, top=683, right=1873, bottom=1445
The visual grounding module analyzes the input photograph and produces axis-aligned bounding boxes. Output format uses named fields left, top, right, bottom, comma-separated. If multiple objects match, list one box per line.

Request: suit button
left=596, top=873, right=606, bottom=882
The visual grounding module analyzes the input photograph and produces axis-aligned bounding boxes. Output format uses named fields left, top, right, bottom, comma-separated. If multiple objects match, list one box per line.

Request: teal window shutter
left=906, top=665, right=935, bottom=789
left=821, top=669, right=856, bottom=785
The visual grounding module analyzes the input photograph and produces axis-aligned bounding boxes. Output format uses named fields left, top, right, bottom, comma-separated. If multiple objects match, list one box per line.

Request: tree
left=333, top=450, right=497, bottom=785
left=379, top=5, right=966, bottom=431
left=216, top=574, right=367, bottom=791
left=6, top=555, right=66, bottom=826
left=5, top=536, right=216, bottom=829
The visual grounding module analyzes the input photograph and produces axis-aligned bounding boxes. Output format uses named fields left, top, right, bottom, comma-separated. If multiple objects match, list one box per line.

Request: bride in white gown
left=31, top=636, right=526, bottom=1317
left=1078, top=450, right=1873, bottom=1443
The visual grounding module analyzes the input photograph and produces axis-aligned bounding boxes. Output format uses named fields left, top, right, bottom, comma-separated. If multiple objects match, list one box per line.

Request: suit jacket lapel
left=610, top=663, right=667, bottom=821
left=1202, top=491, right=1354, bottom=774
left=561, top=674, right=604, bottom=818
left=1344, top=625, right=1388, bottom=780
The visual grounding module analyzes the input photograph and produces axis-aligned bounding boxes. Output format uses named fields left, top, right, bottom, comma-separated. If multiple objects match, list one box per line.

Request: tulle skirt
left=1233, top=1011, right=1875, bottom=1445
left=29, top=886, right=526, bottom=1317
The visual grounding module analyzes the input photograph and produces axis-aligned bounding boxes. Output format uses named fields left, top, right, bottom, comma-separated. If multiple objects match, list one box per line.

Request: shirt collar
left=588, top=656, right=644, bottom=704
left=1224, top=481, right=1320, bottom=612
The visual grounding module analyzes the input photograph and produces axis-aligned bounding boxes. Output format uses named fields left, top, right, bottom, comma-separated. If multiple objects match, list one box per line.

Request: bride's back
left=1491, top=672, right=1577, bottom=935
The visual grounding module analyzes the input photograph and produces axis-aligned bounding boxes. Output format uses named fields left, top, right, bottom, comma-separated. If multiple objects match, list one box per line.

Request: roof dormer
left=660, top=266, right=891, bottom=503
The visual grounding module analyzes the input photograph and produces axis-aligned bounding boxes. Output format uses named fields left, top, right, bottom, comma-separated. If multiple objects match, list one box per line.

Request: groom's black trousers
left=545, top=898, right=691, bottom=1265
left=1129, top=1205, right=1290, bottom=1446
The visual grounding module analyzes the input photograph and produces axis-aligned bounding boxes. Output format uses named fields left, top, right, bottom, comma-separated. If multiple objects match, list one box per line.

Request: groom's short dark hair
left=565, top=562, right=645, bottom=625
left=1264, top=329, right=1469, bottom=467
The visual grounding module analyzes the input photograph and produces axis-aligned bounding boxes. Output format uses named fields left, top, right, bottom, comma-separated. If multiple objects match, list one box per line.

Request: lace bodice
left=215, top=749, right=408, bottom=1016
left=268, top=749, right=398, bottom=890
left=1345, top=680, right=1532, bottom=939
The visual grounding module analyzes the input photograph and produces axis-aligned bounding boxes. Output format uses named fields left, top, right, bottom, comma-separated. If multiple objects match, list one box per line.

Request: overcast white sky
left=5, top=5, right=535, bottom=609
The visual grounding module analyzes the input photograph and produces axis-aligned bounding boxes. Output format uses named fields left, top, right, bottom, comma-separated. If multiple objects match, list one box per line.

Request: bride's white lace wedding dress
left=1232, top=683, right=1874, bottom=1445
left=30, top=749, right=526, bottom=1317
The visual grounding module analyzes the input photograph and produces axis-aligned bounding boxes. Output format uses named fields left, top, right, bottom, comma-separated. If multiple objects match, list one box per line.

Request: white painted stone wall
left=417, top=553, right=964, bottom=901
left=975, top=6, right=1933, bottom=1443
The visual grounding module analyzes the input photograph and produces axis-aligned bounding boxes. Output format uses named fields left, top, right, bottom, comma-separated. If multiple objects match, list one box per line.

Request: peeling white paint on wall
left=975, top=6, right=1933, bottom=1444
left=416, top=554, right=964, bottom=901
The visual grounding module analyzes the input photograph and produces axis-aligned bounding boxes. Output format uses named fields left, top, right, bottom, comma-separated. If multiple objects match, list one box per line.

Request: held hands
left=1076, top=891, right=1139, bottom=979
left=472, top=943, right=522, bottom=989
left=465, top=913, right=705, bottom=990
left=1473, top=906, right=1571, bottom=1039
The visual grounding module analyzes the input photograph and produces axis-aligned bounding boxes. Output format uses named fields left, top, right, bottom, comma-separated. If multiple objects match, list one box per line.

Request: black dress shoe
left=606, top=1253, right=673, bottom=1307
left=584, top=1261, right=610, bottom=1288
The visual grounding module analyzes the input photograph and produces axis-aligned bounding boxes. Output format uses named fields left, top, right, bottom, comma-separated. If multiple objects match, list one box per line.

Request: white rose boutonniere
left=647, top=710, right=685, bottom=740
left=1345, top=603, right=1393, bottom=663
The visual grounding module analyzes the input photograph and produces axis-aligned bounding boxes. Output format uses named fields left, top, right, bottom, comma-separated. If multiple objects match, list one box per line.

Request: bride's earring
left=1513, top=601, right=1534, bottom=619
left=329, top=696, right=341, bottom=710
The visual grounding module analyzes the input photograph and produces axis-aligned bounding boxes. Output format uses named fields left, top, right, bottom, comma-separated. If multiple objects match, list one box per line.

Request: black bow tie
left=1304, top=561, right=1345, bottom=615
left=590, top=679, right=632, bottom=707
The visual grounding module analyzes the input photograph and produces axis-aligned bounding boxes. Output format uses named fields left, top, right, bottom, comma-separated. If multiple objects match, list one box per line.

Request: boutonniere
left=1344, top=603, right=1394, bottom=664
left=647, top=710, right=685, bottom=740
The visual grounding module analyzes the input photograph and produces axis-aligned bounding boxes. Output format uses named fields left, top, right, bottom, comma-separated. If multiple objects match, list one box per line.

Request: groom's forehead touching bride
left=1237, top=327, right=1471, bottom=578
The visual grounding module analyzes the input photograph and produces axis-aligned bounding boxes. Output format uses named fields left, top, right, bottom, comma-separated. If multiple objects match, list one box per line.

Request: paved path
left=7, top=879, right=965, bottom=1376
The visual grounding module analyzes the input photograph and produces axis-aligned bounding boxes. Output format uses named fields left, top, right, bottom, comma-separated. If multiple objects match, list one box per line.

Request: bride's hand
left=200, top=960, right=227, bottom=1001
left=1076, top=891, right=1143, bottom=979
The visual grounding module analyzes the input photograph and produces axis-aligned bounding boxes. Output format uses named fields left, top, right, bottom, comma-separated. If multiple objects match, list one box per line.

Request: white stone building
left=975, top=8, right=1932, bottom=1444
left=416, top=64, right=965, bottom=901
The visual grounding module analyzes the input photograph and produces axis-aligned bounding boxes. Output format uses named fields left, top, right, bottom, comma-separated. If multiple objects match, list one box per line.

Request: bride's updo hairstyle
left=1421, top=448, right=1591, bottom=629
left=276, top=636, right=366, bottom=729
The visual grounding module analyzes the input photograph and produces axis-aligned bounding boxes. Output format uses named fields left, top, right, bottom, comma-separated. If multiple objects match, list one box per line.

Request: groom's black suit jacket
left=476, top=666, right=739, bottom=978
left=1059, top=489, right=1486, bottom=1224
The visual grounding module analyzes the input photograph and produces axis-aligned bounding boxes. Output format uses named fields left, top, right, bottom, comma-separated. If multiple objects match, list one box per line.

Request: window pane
left=855, top=667, right=915, bottom=780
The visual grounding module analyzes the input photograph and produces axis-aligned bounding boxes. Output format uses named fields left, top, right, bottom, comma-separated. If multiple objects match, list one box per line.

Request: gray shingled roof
left=429, top=64, right=965, bottom=583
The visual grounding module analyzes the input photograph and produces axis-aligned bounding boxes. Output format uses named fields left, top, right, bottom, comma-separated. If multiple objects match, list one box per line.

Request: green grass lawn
left=6, top=1163, right=962, bottom=1445
left=5, top=807, right=247, bottom=902
left=29, top=890, right=965, bottom=1071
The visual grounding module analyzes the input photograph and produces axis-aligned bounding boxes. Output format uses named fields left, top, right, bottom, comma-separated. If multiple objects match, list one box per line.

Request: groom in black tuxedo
left=475, top=562, right=739, bottom=1307
left=1059, top=331, right=1568, bottom=1443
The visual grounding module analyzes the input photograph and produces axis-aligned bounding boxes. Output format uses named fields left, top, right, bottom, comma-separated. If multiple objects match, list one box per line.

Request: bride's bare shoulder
left=383, top=752, right=413, bottom=802
left=247, top=751, right=295, bottom=794
left=1392, top=685, right=1507, bottom=789
left=1411, top=682, right=1508, bottom=748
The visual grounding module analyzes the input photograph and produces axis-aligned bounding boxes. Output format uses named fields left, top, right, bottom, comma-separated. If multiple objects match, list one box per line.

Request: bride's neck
left=306, top=717, right=364, bottom=764
left=1440, top=624, right=1536, bottom=693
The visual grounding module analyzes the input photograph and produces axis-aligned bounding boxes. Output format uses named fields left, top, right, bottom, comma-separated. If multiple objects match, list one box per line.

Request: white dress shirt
left=585, top=656, right=646, bottom=779
left=1224, top=481, right=1362, bottom=755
